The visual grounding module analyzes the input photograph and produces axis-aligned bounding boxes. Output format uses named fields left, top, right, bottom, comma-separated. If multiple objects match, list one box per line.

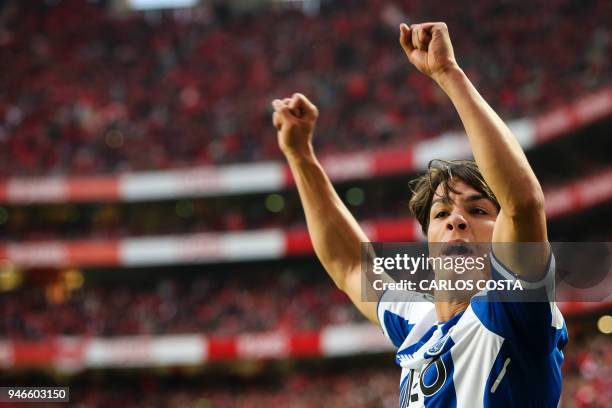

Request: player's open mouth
left=441, top=242, right=473, bottom=256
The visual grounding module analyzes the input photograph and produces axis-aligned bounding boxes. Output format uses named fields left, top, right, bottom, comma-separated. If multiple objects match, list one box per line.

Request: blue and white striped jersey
left=377, top=252, right=568, bottom=408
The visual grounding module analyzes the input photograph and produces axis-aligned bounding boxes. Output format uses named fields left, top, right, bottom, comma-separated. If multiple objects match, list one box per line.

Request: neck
left=431, top=269, right=484, bottom=322
left=434, top=300, right=469, bottom=323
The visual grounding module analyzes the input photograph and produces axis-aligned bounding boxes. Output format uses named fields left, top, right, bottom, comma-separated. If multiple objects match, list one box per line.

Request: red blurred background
left=0, top=0, right=610, bottom=406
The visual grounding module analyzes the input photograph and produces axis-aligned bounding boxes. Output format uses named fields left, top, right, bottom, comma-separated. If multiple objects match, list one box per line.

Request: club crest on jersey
left=426, top=331, right=452, bottom=357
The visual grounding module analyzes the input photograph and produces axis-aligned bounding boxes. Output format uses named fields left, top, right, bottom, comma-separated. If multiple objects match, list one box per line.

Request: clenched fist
left=399, top=22, right=460, bottom=82
left=272, top=93, right=319, bottom=157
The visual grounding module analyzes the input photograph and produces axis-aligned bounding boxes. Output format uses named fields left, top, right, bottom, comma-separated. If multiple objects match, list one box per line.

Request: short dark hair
left=408, top=159, right=500, bottom=236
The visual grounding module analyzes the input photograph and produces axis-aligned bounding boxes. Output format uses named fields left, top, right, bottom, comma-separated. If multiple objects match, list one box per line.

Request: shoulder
left=377, top=290, right=436, bottom=348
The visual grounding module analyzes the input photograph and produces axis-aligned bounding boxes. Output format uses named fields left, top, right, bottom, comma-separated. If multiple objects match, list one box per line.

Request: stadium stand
left=0, top=0, right=610, bottom=407
left=0, top=0, right=610, bottom=175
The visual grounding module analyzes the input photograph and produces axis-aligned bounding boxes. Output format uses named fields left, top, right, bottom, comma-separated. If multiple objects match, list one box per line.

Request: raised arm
left=399, top=22, right=549, bottom=278
left=271, top=94, right=384, bottom=324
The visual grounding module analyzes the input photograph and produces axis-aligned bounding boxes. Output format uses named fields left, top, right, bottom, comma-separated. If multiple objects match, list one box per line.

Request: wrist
left=282, top=142, right=316, bottom=164
left=433, top=64, right=465, bottom=90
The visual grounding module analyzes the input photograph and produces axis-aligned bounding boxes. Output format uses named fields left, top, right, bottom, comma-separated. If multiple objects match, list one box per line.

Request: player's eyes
left=470, top=207, right=487, bottom=215
left=434, top=210, right=448, bottom=218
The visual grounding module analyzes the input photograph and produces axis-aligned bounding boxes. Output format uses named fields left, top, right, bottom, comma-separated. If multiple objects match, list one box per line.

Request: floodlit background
left=0, top=0, right=610, bottom=406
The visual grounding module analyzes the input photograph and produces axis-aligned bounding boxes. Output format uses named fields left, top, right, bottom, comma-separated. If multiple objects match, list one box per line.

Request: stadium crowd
left=29, top=367, right=403, bottom=408
left=0, top=0, right=610, bottom=176
left=561, top=331, right=612, bottom=408
left=11, top=332, right=610, bottom=407
left=0, top=268, right=363, bottom=339
left=1, top=1, right=610, bottom=407
left=1, top=118, right=610, bottom=242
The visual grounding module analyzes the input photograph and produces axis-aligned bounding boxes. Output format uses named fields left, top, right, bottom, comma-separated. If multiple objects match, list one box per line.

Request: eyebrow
left=431, top=193, right=487, bottom=206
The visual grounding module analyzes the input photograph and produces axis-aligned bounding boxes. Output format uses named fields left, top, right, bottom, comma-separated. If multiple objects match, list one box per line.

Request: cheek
left=427, top=220, right=441, bottom=240
left=474, top=219, right=495, bottom=239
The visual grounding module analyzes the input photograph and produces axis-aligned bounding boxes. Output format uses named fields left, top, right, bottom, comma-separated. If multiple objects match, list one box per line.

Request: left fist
left=399, top=22, right=459, bottom=82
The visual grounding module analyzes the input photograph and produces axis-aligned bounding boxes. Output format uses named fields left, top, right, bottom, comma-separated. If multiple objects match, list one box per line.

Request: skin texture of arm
left=399, top=22, right=550, bottom=278
left=271, top=94, right=386, bottom=325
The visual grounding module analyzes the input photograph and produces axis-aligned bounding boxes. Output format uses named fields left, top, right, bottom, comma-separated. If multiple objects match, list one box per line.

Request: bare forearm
left=285, top=147, right=368, bottom=289
left=436, top=67, right=544, bottom=213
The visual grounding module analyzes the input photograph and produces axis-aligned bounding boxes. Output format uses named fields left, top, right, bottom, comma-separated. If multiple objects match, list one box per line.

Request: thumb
left=272, top=111, right=282, bottom=131
left=399, top=23, right=414, bottom=54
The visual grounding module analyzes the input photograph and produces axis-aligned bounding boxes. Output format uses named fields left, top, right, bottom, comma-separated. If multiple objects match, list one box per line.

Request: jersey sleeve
left=471, top=250, right=568, bottom=353
left=376, top=289, right=434, bottom=348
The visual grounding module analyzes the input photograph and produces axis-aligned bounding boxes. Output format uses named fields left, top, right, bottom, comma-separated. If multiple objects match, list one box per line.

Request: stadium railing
left=0, top=87, right=609, bottom=204
left=0, top=169, right=610, bottom=268
left=0, top=301, right=607, bottom=371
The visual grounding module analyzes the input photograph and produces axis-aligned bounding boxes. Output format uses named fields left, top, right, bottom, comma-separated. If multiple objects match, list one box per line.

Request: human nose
left=446, top=212, right=467, bottom=231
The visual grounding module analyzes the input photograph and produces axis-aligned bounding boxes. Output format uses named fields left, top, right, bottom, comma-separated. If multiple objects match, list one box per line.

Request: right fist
left=272, top=93, right=319, bottom=156
left=399, top=22, right=459, bottom=83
